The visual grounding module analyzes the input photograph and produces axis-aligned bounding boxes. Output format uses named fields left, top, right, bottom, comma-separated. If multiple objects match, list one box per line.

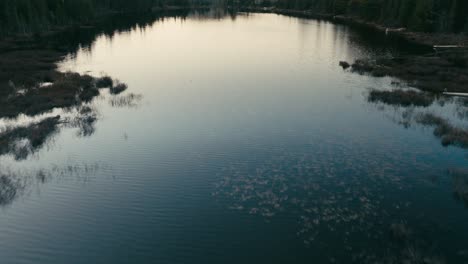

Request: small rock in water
left=339, top=61, right=350, bottom=69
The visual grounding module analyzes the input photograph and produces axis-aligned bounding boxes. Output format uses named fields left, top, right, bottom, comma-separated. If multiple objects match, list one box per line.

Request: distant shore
left=239, top=7, right=468, bottom=94
left=0, top=6, right=209, bottom=41
left=0, top=7, right=204, bottom=120
left=240, top=7, right=468, bottom=49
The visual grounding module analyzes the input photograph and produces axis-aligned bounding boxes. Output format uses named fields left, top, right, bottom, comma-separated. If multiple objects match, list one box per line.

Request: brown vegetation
left=339, top=61, right=350, bottom=69
left=342, top=51, right=468, bottom=93
left=416, top=113, right=468, bottom=148
left=0, top=174, right=24, bottom=206
left=109, top=93, right=142, bottom=107
left=0, top=25, right=131, bottom=120
left=368, top=89, right=434, bottom=107
left=0, top=116, right=60, bottom=160
left=96, top=76, right=114, bottom=88
left=0, top=72, right=102, bottom=118
left=0, top=38, right=128, bottom=119
left=450, top=169, right=468, bottom=207
left=110, top=83, right=128, bottom=95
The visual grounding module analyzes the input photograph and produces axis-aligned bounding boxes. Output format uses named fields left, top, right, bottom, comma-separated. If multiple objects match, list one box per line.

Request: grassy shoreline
left=0, top=7, right=204, bottom=112
left=1, top=7, right=466, bottom=154
left=241, top=7, right=468, bottom=48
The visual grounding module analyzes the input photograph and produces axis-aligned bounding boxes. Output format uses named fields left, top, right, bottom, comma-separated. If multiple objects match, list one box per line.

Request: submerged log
left=385, top=28, right=406, bottom=34
left=434, top=45, right=463, bottom=48
left=443, top=92, right=468, bottom=97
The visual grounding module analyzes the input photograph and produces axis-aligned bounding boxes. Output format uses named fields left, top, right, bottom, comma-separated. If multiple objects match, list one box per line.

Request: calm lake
left=1, top=10, right=467, bottom=264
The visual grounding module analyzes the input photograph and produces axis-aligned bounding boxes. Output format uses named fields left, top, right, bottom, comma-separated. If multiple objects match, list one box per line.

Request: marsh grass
left=339, top=61, right=350, bottom=69
left=0, top=174, right=24, bottom=206
left=449, top=169, right=468, bottom=207
left=370, top=98, right=467, bottom=149
left=0, top=116, right=60, bottom=160
left=390, top=222, right=413, bottom=242
left=368, top=89, right=434, bottom=107
left=416, top=113, right=468, bottom=148
left=214, top=151, right=450, bottom=263
left=109, top=93, right=142, bottom=107
left=341, top=52, right=468, bottom=93
left=0, top=162, right=102, bottom=207
left=110, top=82, right=128, bottom=95
left=0, top=72, right=99, bottom=118
left=63, top=106, right=99, bottom=137
left=0, top=71, right=130, bottom=119
left=95, top=76, right=113, bottom=88
left=0, top=40, right=64, bottom=103
left=0, top=38, right=128, bottom=119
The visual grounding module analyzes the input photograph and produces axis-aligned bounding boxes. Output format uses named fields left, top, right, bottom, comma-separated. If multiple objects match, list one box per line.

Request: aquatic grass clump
left=95, top=76, right=113, bottom=88
left=0, top=71, right=130, bottom=118
left=0, top=162, right=102, bottom=208
left=0, top=174, right=24, bottom=207
left=0, top=116, right=60, bottom=160
left=342, top=54, right=468, bottom=93
left=213, top=149, right=454, bottom=262
left=0, top=37, right=128, bottom=120
left=0, top=72, right=98, bottom=118
left=109, top=93, right=142, bottom=107
left=416, top=113, right=468, bottom=148
left=63, top=106, right=99, bottom=137
left=0, top=48, right=63, bottom=97
left=399, top=247, right=445, bottom=264
left=0, top=71, right=131, bottom=157
left=450, top=169, right=468, bottom=207
left=454, top=98, right=468, bottom=121
left=339, top=61, right=350, bottom=69
left=368, top=89, right=434, bottom=107
left=390, top=222, right=412, bottom=242
left=213, top=151, right=417, bottom=248
left=369, top=94, right=468, bottom=149
left=110, top=83, right=128, bottom=95
left=351, top=59, right=377, bottom=74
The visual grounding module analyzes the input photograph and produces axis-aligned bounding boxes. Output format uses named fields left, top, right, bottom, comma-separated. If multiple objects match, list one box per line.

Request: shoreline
left=0, top=6, right=210, bottom=41
left=0, top=8, right=201, bottom=119
left=240, top=7, right=468, bottom=49
left=240, top=7, right=468, bottom=94
left=0, top=6, right=208, bottom=84
left=1, top=6, right=468, bottom=108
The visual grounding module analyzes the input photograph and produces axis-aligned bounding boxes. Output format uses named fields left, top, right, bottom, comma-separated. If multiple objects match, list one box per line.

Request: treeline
left=268, top=0, right=468, bottom=33
left=0, top=0, right=194, bottom=35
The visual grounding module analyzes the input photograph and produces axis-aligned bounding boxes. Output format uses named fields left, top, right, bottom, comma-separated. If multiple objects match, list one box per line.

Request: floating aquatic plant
left=0, top=116, right=60, bottom=160
left=450, top=169, right=468, bottom=207
left=109, top=93, right=142, bottom=108
left=368, top=89, right=434, bottom=107
left=110, top=83, right=128, bottom=95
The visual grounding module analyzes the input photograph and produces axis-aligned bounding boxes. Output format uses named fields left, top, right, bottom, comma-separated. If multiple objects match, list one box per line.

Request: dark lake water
left=1, top=10, right=467, bottom=264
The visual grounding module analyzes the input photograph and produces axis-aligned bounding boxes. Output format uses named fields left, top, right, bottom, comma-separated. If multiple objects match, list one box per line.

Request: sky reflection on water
left=0, top=11, right=467, bottom=264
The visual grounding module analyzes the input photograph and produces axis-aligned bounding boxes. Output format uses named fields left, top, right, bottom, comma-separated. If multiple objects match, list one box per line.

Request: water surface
left=1, top=11, right=467, bottom=264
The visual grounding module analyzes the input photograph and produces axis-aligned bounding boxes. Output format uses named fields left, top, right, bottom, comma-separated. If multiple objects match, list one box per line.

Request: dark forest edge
left=236, top=0, right=468, bottom=34
left=0, top=0, right=210, bottom=36
left=6, top=0, right=467, bottom=37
